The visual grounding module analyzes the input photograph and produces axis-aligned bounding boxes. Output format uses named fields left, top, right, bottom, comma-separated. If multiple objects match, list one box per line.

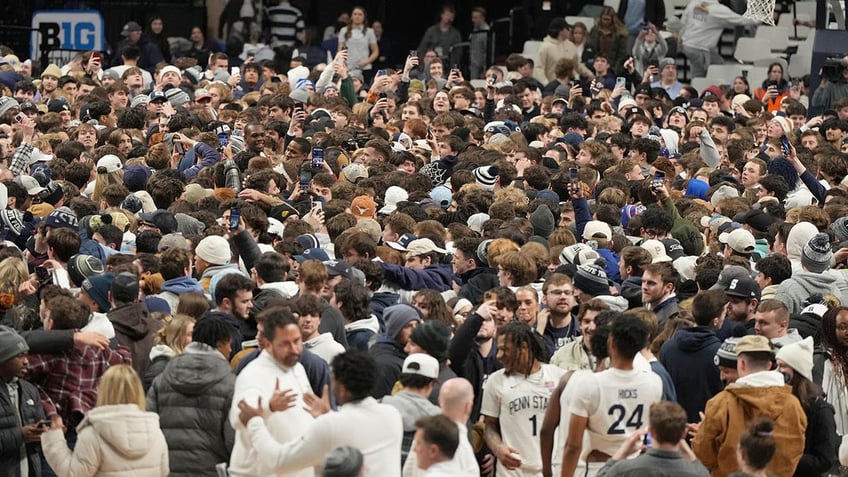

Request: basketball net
left=744, top=0, right=777, bottom=25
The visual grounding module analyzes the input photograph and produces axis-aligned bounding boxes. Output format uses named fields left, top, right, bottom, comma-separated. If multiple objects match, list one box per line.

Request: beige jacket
left=533, top=36, right=595, bottom=84
left=42, top=404, right=169, bottom=477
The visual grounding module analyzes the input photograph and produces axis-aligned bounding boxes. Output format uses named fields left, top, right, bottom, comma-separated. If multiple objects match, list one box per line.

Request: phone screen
left=569, top=167, right=579, bottom=183
left=300, top=171, right=312, bottom=193
left=217, top=133, right=229, bottom=150
left=229, top=208, right=240, bottom=230
left=312, top=147, right=324, bottom=170
left=780, top=135, right=791, bottom=156
left=378, top=69, right=387, bottom=76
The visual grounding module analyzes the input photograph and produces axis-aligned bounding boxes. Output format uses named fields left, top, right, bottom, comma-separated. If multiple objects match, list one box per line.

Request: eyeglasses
left=547, top=289, right=573, bottom=296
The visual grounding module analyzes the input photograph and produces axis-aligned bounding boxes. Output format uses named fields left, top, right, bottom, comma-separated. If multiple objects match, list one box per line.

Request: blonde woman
left=0, top=256, right=36, bottom=327
left=89, top=154, right=125, bottom=202
left=41, top=365, right=169, bottom=476
left=142, top=314, right=195, bottom=391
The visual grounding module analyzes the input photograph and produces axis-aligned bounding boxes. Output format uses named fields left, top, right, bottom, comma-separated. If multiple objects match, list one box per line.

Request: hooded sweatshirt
left=693, top=370, right=807, bottom=477
left=109, top=303, right=162, bottom=377
left=156, top=276, right=204, bottom=313
left=681, top=0, right=759, bottom=52
left=380, top=390, right=440, bottom=464
left=775, top=271, right=848, bottom=315
left=146, top=342, right=236, bottom=477
left=41, top=404, right=169, bottom=476
left=786, top=221, right=819, bottom=274
left=659, top=326, right=723, bottom=423
left=345, top=315, right=381, bottom=352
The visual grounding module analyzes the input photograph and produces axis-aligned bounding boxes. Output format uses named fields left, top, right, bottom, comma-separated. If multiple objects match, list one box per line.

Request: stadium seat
left=755, top=26, right=791, bottom=52
left=777, top=13, right=812, bottom=39
left=706, top=64, right=743, bottom=83
left=691, top=77, right=721, bottom=93
left=735, top=38, right=773, bottom=64
left=790, top=54, right=812, bottom=79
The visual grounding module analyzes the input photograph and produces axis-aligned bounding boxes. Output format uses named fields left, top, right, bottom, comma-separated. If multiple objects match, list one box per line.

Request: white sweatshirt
left=681, top=0, right=759, bottom=51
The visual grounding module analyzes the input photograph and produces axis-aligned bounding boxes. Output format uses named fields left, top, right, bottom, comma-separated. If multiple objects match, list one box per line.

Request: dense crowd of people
left=2, top=1, right=848, bottom=477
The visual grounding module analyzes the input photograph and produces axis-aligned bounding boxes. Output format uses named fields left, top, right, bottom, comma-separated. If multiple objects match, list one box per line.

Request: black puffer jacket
left=147, top=343, right=236, bottom=477
left=795, top=397, right=837, bottom=477
left=0, top=378, right=45, bottom=477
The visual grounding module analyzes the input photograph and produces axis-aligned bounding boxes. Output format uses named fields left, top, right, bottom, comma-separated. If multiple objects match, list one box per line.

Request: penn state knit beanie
left=573, top=263, right=609, bottom=296
left=802, top=233, right=833, bottom=273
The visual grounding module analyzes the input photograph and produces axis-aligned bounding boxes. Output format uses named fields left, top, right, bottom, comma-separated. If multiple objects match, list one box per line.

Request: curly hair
left=331, top=350, right=378, bottom=400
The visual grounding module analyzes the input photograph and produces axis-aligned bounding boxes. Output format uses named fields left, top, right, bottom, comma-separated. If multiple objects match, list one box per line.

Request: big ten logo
left=39, top=22, right=97, bottom=50
left=30, top=10, right=104, bottom=60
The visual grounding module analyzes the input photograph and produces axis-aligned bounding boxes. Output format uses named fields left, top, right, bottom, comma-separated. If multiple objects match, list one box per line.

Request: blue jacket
left=659, top=326, right=723, bottom=423
left=162, top=276, right=204, bottom=295
left=182, top=142, right=221, bottom=180
left=597, top=248, right=621, bottom=283
left=380, top=263, right=454, bottom=292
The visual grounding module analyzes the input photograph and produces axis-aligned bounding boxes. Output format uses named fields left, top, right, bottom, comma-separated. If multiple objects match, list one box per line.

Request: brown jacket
left=692, top=371, right=807, bottom=477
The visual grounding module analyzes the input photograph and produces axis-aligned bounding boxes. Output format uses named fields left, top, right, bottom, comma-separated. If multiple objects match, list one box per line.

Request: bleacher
left=502, top=1, right=819, bottom=96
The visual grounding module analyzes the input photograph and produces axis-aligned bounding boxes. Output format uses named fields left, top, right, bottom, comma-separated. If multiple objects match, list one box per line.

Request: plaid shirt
left=27, top=344, right=131, bottom=425
left=9, top=142, right=32, bottom=177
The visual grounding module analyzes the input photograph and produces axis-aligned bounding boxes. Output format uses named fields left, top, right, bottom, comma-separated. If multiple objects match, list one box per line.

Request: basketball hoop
left=744, top=0, right=777, bottom=25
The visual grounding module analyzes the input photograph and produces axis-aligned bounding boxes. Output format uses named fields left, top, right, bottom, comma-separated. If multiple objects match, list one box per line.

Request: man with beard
left=641, top=262, right=680, bottom=328
left=723, top=276, right=761, bottom=335
left=229, top=307, right=315, bottom=477
left=538, top=273, right=581, bottom=355
left=201, top=274, right=255, bottom=358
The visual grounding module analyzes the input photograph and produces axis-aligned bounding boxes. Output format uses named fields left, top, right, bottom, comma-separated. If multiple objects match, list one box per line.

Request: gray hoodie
left=775, top=271, right=848, bottom=314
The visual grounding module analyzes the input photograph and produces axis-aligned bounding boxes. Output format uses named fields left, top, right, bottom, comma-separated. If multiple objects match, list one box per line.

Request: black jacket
left=0, top=377, right=45, bottom=477
left=448, top=312, right=502, bottom=423
left=370, top=338, right=407, bottom=399
left=147, top=345, right=236, bottom=477
left=109, top=302, right=161, bottom=378
left=659, top=326, right=723, bottom=423
left=796, top=397, right=837, bottom=477
left=143, top=354, right=171, bottom=393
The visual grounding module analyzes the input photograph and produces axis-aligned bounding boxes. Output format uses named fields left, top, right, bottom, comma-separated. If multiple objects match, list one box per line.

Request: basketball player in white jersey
left=541, top=311, right=616, bottom=477
left=482, top=321, right=566, bottom=477
left=561, top=314, right=663, bottom=477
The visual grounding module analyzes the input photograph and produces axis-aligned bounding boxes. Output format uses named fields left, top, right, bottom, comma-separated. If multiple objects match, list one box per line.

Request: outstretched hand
left=269, top=377, right=298, bottom=412
left=304, top=384, right=331, bottom=417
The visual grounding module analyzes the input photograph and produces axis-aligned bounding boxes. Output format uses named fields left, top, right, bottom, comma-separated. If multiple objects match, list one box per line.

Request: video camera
left=821, top=57, right=848, bottom=82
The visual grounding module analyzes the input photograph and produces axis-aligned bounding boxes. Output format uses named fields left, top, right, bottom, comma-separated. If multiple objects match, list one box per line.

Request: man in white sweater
left=680, top=0, right=760, bottom=77
left=238, top=350, right=404, bottom=476
left=229, top=308, right=315, bottom=477
left=403, top=377, right=480, bottom=477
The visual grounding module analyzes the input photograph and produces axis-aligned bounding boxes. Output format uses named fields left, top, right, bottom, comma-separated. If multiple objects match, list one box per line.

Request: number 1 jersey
left=481, top=363, right=566, bottom=477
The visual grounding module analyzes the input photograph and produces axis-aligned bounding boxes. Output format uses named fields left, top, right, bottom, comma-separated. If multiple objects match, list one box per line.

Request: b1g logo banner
left=30, top=10, right=105, bottom=61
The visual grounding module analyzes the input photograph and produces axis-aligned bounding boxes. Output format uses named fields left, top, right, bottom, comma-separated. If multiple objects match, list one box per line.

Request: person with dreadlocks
left=813, top=307, right=848, bottom=439
left=481, top=321, right=565, bottom=477
left=561, top=314, right=663, bottom=477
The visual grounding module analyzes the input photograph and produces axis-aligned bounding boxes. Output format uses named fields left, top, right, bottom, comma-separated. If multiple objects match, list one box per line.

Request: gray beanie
left=802, top=233, right=833, bottom=273
left=382, top=304, right=422, bottom=341
left=0, top=326, right=28, bottom=363
left=321, top=446, right=364, bottom=477
left=529, top=204, right=555, bottom=238
left=714, top=337, right=739, bottom=368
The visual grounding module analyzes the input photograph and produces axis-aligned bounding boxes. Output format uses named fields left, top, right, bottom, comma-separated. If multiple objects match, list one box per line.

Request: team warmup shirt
left=567, top=366, right=663, bottom=459
left=482, top=363, right=566, bottom=476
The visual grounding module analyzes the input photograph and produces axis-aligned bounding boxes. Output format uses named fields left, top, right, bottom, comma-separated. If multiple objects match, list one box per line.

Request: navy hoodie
left=659, top=326, right=724, bottom=422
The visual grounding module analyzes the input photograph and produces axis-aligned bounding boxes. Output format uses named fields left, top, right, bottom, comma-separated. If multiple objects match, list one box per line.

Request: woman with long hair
left=337, top=6, right=379, bottom=78
left=753, top=62, right=790, bottom=112
left=775, top=337, right=838, bottom=476
left=816, top=307, right=848, bottom=438
left=41, top=365, right=169, bottom=476
left=587, top=6, right=628, bottom=70
left=90, top=154, right=125, bottom=202
left=142, top=314, right=195, bottom=391
left=412, top=289, right=456, bottom=330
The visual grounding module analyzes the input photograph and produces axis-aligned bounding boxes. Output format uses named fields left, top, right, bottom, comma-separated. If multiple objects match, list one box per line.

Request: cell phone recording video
left=312, top=147, right=324, bottom=170
left=569, top=167, right=579, bottom=183
left=229, top=207, right=240, bottom=230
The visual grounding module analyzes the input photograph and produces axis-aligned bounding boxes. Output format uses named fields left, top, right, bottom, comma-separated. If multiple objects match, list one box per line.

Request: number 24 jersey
left=567, top=367, right=663, bottom=457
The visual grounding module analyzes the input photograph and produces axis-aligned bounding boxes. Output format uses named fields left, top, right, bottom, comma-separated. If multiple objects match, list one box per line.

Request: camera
left=821, top=57, right=847, bottom=82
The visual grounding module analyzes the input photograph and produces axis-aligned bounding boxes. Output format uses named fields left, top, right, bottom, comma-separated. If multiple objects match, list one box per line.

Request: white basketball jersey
left=481, top=363, right=566, bottom=477
left=568, top=367, right=663, bottom=458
